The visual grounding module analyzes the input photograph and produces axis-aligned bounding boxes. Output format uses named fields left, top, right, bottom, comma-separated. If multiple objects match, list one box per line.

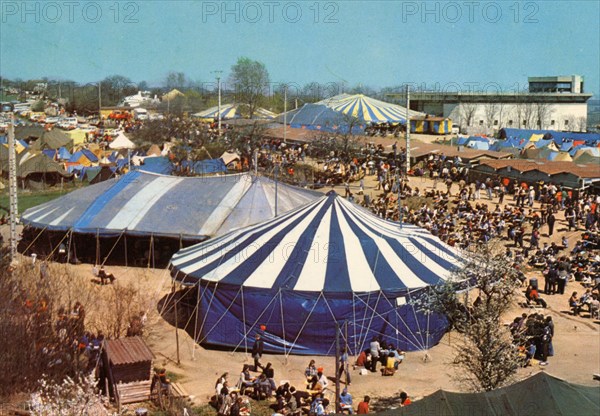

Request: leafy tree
left=229, top=57, right=270, bottom=118
left=414, top=243, right=522, bottom=392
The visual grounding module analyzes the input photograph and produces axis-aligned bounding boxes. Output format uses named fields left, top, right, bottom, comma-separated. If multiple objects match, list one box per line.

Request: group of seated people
left=569, top=289, right=600, bottom=318
left=213, top=353, right=409, bottom=415
left=354, top=338, right=405, bottom=376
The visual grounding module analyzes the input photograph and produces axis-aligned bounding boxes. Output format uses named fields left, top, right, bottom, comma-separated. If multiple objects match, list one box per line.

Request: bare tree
left=563, top=114, right=576, bottom=131
left=535, top=102, right=553, bottom=129
left=413, top=243, right=522, bottom=392
left=459, top=103, right=478, bottom=127
left=484, top=103, right=499, bottom=129
left=496, top=102, right=508, bottom=129
left=523, top=103, right=536, bottom=129
left=576, top=116, right=587, bottom=132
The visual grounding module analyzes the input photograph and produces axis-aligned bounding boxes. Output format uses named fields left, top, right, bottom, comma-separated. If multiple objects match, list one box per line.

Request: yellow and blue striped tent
left=192, top=104, right=238, bottom=121
left=317, top=93, right=425, bottom=124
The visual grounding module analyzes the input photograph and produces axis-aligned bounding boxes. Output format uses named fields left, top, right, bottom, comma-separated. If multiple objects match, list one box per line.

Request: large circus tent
left=274, top=93, right=426, bottom=133
left=19, top=171, right=320, bottom=266
left=170, top=192, right=463, bottom=356
left=316, top=93, right=425, bottom=124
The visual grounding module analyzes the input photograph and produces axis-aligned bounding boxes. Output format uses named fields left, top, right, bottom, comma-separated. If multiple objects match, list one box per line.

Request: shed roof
left=476, top=159, right=600, bottom=178
left=106, top=336, right=153, bottom=366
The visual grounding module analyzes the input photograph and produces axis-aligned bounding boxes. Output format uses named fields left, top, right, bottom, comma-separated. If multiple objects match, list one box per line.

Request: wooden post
left=335, top=321, right=340, bottom=413
left=174, top=286, right=180, bottom=365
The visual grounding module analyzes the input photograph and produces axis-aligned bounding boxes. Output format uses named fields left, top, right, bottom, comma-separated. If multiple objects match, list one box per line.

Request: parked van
left=133, top=108, right=148, bottom=120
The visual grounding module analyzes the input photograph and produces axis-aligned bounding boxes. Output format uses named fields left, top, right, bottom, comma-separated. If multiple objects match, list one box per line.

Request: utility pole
left=212, top=70, right=223, bottom=135
left=7, top=117, right=18, bottom=261
left=98, top=81, right=102, bottom=120
left=283, top=84, right=287, bottom=143
left=405, top=85, right=411, bottom=175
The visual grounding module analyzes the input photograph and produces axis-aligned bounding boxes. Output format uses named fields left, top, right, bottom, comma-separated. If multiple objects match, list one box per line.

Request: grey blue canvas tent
left=20, top=171, right=320, bottom=265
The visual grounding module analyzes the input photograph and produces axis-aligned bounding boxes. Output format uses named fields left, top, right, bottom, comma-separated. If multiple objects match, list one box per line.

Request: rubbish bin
left=529, top=278, right=538, bottom=290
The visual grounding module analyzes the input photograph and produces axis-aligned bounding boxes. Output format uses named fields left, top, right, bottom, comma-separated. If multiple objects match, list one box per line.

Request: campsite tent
left=29, top=129, right=73, bottom=150
left=0, top=148, right=72, bottom=187
left=109, top=131, right=136, bottom=150
left=20, top=171, right=320, bottom=264
left=379, top=372, right=600, bottom=416
left=169, top=192, right=463, bottom=356
left=573, top=147, right=600, bottom=164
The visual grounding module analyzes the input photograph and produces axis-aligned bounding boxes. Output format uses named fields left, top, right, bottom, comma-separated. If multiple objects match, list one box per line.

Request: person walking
left=252, top=333, right=264, bottom=371
left=547, top=212, right=556, bottom=236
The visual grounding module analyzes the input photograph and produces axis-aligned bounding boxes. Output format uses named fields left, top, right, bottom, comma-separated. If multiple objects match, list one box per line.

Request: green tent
left=29, top=129, right=73, bottom=151
left=378, top=373, right=600, bottom=416
left=0, top=148, right=71, bottom=179
left=14, top=125, right=45, bottom=140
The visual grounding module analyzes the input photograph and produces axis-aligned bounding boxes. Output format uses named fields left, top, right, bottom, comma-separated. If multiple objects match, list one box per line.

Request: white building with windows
left=390, top=75, right=592, bottom=134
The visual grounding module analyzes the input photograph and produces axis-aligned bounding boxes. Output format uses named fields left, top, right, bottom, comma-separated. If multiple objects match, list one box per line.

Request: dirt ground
left=3, top=139, right=600, bottom=410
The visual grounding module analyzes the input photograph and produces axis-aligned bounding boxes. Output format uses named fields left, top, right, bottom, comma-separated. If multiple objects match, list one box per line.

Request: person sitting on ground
left=357, top=395, right=370, bottom=414
left=305, top=359, right=317, bottom=380
left=355, top=349, right=370, bottom=369
left=399, top=391, right=412, bottom=407
left=589, top=294, right=600, bottom=318
left=340, top=387, right=354, bottom=414
left=237, top=365, right=254, bottom=395
left=261, top=362, right=276, bottom=393
left=526, top=285, right=547, bottom=308
left=569, top=291, right=581, bottom=315
left=306, top=375, right=323, bottom=398
left=253, top=374, right=271, bottom=400
left=98, top=265, right=115, bottom=284
left=315, top=398, right=330, bottom=416
left=317, top=368, right=329, bottom=393
left=215, top=372, right=228, bottom=396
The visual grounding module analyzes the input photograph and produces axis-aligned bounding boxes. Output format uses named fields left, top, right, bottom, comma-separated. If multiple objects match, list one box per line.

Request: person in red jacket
left=400, top=391, right=412, bottom=406
left=357, top=395, right=370, bottom=414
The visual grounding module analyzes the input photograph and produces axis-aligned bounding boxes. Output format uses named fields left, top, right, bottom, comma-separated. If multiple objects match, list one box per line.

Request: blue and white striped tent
left=316, top=94, right=425, bottom=124
left=170, top=192, right=463, bottom=356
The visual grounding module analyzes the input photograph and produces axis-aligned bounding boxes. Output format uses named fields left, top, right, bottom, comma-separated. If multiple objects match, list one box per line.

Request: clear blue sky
left=1, top=1, right=598, bottom=95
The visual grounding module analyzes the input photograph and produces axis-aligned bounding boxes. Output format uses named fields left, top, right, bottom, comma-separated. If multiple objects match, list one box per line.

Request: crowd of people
left=207, top=331, right=413, bottom=416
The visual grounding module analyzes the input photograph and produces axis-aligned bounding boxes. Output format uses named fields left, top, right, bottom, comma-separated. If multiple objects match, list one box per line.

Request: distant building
left=528, top=75, right=584, bottom=93
left=388, top=75, right=592, bottom=134
left=118, top=91, right=160, bottom=108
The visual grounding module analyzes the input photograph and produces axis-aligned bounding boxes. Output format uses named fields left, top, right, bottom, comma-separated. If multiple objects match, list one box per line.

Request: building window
left=494, top=120, right=498, bottom=125
left=523, top=120, right=527, bottom=126
left=479, top=120, right=484, bottom=126
left=508, top=120, right=513, bottom=126
left=551, top=120, right=555, bottom=125
left=564, top=120, right=569, bottom=126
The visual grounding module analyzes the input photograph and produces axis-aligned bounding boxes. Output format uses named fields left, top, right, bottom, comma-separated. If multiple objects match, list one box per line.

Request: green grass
left=0, top=188, right=75, bottom=214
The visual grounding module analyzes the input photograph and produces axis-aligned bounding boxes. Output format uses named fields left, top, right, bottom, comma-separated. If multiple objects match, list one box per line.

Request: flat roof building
left=387, top=75, right=593, bottom=134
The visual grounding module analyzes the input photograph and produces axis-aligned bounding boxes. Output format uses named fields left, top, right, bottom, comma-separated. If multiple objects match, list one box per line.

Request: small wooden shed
left=103, top=336, right=154, bottom=408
